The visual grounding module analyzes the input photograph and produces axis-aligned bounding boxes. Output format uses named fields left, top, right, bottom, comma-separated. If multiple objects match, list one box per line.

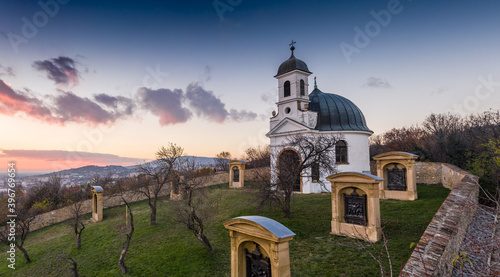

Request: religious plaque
left=245, top=244, right=271, bottom=277
left=387, top=166, right=406, bottom=191
left=233, top=166, right=240, bottom=182
left=343, top=188, right=367, bottom=226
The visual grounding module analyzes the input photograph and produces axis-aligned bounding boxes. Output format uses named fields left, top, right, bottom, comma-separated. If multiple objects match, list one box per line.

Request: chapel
left=266, top=43, right=373, bottom=193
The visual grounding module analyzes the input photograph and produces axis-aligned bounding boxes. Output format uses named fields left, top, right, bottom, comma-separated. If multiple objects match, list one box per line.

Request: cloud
left=0, top=64, right=15, bottom=77
left=136, top=87, right=192, bottom=125
left=0, top=78, right=134, bottom=125
left=229, top=109, right=258, bottom=122
left=0, top=79, right=55, bottom=122
left=185, top=82, right=228, bottom=122
left=94, top=93, right=135, bottom=115
left=2, top=67, right=258, bottom=126
left=0, top=149, right=142, bottom=163
left=0, top=149, right=146, bottom=170
left=363, top=77, right=392, bottom=88
left=33, top=56, right=80, bottom=87
left=52, top=91, right=123, bottom=125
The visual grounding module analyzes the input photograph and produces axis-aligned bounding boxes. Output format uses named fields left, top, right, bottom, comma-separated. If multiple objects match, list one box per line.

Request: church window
left=336, top=140, right=348, bottom=164
left=311, top=162, right=320, bottom=181
left=285, top=107, right=291, bottom=114
left=284, top=81, right=291, bottom=97
left=300, top=79, right=305, bottom=96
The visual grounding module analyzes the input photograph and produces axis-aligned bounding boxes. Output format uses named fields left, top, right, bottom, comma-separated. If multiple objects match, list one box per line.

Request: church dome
left=308, top=87, right=372, bottom=133
left=275, top=47, right=312, bottom=77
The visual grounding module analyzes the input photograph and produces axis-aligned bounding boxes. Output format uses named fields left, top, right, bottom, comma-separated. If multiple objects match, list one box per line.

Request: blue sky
left=1, top=0, right=500, bottom=172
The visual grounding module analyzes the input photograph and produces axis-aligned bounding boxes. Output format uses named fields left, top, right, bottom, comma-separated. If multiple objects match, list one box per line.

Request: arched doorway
left=278, top=149, right=301, bottom=192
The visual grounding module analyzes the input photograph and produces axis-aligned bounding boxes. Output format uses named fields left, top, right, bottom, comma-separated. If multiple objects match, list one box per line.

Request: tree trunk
left=118, top=239, right=130, bottom=274
left=75, top=222, right=85, bottom=250
left=69, top=258, right=79, bottom=277
left=17, top=245, right=31, bottom=263
left=76, top=233, right=82, bottom=250
left=196, top=232, right=213, bottom=252
left=284, top=192, right=292, bottom=218
left=119, top=201, right=134, bottom=274
left=150, top=206, right=156, bottom=225
left=149, top=198, right=157, bottom=225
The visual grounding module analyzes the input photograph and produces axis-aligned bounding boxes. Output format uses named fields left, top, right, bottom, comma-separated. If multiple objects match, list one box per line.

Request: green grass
left=0, top=184, right=449, bottom=276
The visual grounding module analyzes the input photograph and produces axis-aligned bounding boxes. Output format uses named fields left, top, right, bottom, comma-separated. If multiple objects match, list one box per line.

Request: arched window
left=300, top=79, right=305, bottom=96
left=335, top=140, right=348, bottom=164
left=284, top=81, right=291, bottom=97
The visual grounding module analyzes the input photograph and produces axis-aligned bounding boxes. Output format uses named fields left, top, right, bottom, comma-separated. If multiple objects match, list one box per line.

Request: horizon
left=2, top=0, right=500, bottom=172
left=0, top=155, right=220, bottom=177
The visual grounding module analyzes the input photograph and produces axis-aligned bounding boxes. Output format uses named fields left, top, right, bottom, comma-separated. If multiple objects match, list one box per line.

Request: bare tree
left=137, top=143, right=184, bottom=225
left=25, top=174, right=64, bottom=211
left=244, top=145, right=270, bottom=169
left=115, top=178, right=135, bottom=274
left=65, top=188, right=88, bottom=250
left=169, top=157, right=216, bottom=251
left=213, top=151, right=232, bottom=172
left=249, top=134, right=340, bottom=218
left=0, top=196, right=38, bottom=263
left=42, top=249, right=80, bottom=277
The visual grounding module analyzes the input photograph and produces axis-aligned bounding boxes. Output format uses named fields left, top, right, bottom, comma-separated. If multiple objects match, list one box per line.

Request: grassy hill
left=0, top=183, right=449, bottom=276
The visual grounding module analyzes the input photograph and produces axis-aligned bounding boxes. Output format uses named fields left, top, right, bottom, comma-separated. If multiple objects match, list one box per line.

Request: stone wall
left=29, top=170, right=234, bottom=232
left=415, top=162, right=442, bottom=185
left=400, top=164, right=479, bottom=277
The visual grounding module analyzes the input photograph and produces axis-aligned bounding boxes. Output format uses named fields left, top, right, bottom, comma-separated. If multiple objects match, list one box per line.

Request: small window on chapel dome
left=284, top=81, right=291, bottom=97
left=300, top=79, right=305, bottom=96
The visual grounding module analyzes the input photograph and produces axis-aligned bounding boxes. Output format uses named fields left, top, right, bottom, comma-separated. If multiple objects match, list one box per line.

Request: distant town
left=0, top=156, right=218, bottom=193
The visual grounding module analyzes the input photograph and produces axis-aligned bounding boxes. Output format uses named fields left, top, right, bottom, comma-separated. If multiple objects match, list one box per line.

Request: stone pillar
left=91, top=186, right=104, bottom=222
left=228, top=160, right=247, bottom=188
left=373, top=151, right=418, bottom=201
left=326, top=172, right=383, bottom=242
left=223, top=216, right=296, bottom=277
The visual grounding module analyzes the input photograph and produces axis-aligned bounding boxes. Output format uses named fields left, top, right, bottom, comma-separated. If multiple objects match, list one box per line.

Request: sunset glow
left=1, top=0, right=500, bottom=173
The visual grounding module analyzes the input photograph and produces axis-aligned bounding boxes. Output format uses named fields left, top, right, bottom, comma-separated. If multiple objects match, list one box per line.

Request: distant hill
left=38, top=165, right=132, bottom=177
left=37, top=156, right=217, bottom=178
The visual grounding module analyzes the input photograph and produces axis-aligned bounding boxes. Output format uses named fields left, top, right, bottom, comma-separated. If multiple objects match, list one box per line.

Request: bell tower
left=270, top=41, right=313, bottom=129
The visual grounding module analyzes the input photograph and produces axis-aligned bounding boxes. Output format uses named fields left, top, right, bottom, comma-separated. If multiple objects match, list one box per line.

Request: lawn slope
left=0, top=184, right=449, bottom=276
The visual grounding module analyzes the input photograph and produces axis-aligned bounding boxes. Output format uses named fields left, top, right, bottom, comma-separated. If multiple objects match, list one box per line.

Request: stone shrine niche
left=228, top=160, right=247, bottom=188
left=343, top=188, right=367, bottom=226
left=373, top=152, right=418, bottom=201
left=223, top=216, right=296, bottom=277
left=91, top=186, right=103, bottom=222
left=233, top=166, right=240, bottom=182
left=245, top=243, right=271, bottom=277
left=386, top=163, right=406, bottom=191
left=326, top=172, right=383, bottom=242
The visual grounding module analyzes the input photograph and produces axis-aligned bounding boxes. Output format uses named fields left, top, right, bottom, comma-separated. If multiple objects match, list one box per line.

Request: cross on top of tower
left=289, top=40, right=296, bottom=55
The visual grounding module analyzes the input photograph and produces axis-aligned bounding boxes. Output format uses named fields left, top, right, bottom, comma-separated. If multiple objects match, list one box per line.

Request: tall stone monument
left=228, top=160, right=247, bottom=188
left=91, top=186, right=104, bottom=222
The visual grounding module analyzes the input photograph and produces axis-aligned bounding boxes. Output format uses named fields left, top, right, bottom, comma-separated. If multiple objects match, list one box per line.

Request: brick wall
left=400, top=164, right=479, bottom=277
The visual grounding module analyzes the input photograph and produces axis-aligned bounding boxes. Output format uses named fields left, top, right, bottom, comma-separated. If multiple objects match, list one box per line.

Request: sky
left=1, top=0, right=500, bottom=173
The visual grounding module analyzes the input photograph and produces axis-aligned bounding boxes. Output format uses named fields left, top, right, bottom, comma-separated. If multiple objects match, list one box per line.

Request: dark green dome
left=275, top=52, right=312, bottom=77
left=308, top=87, right=372, bottom=132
